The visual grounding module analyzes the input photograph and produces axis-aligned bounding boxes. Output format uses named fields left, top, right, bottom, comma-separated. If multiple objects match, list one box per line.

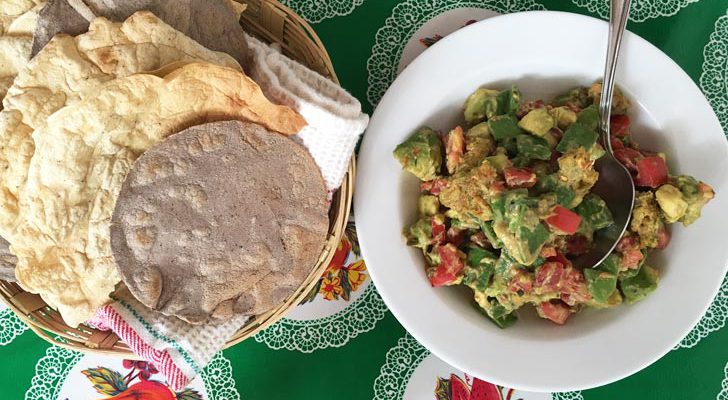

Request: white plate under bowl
left=356, top=11, right=728, bottom=392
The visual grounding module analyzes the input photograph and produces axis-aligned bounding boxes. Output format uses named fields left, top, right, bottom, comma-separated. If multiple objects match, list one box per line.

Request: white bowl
left=355, top=11, right=728, bottom=392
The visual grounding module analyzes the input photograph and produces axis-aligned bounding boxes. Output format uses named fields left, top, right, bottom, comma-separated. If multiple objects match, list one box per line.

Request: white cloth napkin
left=91, top=36, right=368, bottom=390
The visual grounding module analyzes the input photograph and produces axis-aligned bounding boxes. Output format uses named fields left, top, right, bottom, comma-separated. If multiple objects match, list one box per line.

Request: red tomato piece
left=610, top=115, right=630, bottom=137
left=537, top=301, right=572, bottom=325
left=503, top=167, right=537, bottom=188
left=656, top=225, right=671, bottom=250
left=447, top=226, right=465, bottom=247
left=490, top=180, right=506, bottom=195
left=547, top=250, right=571, bottom=268
left=507, top=270, right=534, bottom=294
left=616, top=235, right=639, bottom=253
left=634, top=156, right=669, bottom=188
left=431, top=217, right=446, bottom=245
left=534, top=261, right=564, bottom=292
left=420, top=178, right=448, bottom=195
left=429, top=244, right=465, bottom=287
left=545, top=205, right=582, bottom=234
left=614, top=148, right=642, bottom=172
left=560, top=266, right=592, bottom=305
left=610, top=137, right=625, bottom=150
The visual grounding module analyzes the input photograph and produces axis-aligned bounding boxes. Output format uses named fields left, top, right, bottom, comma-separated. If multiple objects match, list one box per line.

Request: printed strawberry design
left=81, top=360, right=203, bottom=399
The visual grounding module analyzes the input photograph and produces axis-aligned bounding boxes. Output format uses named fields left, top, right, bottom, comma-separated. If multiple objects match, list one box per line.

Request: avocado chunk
left=490, top=191, right=550, bottom=265
left=479, top=220, right=503, bottom=249
left=535, top=174, right=577, bottom=207
left=630, top=191, right=662, bottom=248
left=464, top=88, right=500, bottom=124
left=553, top=87, right=590, bottom=108
left=518, top=108, right=555, bottom=136
left=576, top=105, right=600, bottom=131
left=497, top=85, right=522, bottom=115
left=589, top=83, right=631, bottom=115
left=596, top=253, right=622, bottom=275
left=549, top=106, right=578, bottom=130
left=473, top=295, right=517, bottom=329
left=488, top=115, right=524, bottom=141
left=418, top=195, right=440, bottom=216
left=405, top=217, right=433, bottom=249
left=619, top=264, right=658, bottom=304
left=575, top=193, right=614, bottom=233
left=556, top=122, right=599, bottom=153
left=461, top=123, right=495, bottom=170
left=584, top=268, right=618, bottom=303
left=516, top=134, right=552, bottom=161
left=655, top=184, right=688, bottom=223
left=463, top=246, right=498, bottom=291
left=393, top=127, right=443, bottom=181
left=485, top=152, right=510, bottom=173
left=671, top=175, right=715, bottom=226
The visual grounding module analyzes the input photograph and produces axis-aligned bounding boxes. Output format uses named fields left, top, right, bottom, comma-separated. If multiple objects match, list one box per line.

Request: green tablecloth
left=1, top=1, right=726, bottom=399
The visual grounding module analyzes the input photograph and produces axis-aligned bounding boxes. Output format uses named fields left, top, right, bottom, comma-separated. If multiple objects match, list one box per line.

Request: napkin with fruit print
left=88, top=36, right=368, bottom=391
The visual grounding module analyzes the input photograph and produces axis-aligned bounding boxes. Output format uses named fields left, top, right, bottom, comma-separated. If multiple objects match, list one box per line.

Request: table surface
left=2, top=1, right=727, bottom=399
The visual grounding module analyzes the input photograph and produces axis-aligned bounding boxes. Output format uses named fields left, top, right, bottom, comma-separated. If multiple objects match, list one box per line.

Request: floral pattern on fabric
left=571, top=0, right=699, bottom=22
left=701, top=9, right=728, bottom=137
left=0, top=306, right=27, bottom=345
left=280, top=0, right=365, bottom=23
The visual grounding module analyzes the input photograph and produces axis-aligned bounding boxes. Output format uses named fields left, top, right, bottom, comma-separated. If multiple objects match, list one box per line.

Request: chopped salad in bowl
left=393, top=83, right=715, bottom=327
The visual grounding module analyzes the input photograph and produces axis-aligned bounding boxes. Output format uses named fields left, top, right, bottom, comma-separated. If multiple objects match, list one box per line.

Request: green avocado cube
left=463, top=246, right=497, bottom=291
left=464, top=88, right=500, bottom=124
left=555, top=122, right=599, bottom=153
left=575, top=193, right=614, bottom=232
left=393, top=127, right=443, bottom=181
left=418, top=195, right=440, bottom=217
left=496, top=85, right=522, bottom=116
left=620, top=264, right=659, bottom=304
left=516, top=134, right=552, bottom=161
left=584, top=268, right=618, bottom=303
left=518, top=108, right=555, bottom=136
left=550, top=106, right=578, bottom=130
left=479, top=220, right=503, bottom=249
left=485, top=152, right=510, bottom=173
left=475, top=297, right=517, bottom=329
left=576, top=105, right=600, bottom=131
left=536, top=174, right=576, bottom=207
left=405, top=218, right=433, bottom=249
left=553, top=87, right=590, bottom=108
left=488, top=115, right=524, bottom=141
left=596, top=253, right=622, bottom=275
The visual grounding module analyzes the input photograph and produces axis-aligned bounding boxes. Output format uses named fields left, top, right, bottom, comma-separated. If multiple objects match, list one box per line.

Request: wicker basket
left=0, top=0, right=354, bottom=357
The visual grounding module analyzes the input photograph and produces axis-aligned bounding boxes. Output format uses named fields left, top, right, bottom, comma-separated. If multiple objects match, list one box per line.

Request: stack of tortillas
left=0, top=4, right=330, bottom=328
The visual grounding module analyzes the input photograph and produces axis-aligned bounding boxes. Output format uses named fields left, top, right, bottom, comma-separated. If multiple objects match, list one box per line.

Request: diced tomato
left=507, top=270, right=534, bottom=294
left=431, top=217, right=446, bottom=245
left=621, top=250, right=643, bottom=269
left=545, top=205, right=582, bottom=235
left=537, top=301, right=572, bottom=325
left=547, top=250, right=571, bottom=268
left=616, top=236, right=643, bottom=269
left=503, top=167, right=537, bottom=188
left=420, top=179, right=448, bottom=195
left=534, top=261, right=564, bottom=292
left=566, top=234, right=590, bottom=256
left=610, top=115, right=630, bottom=137
left=634, top=156, right=669, bottom=188
left=539, top=246, right=557, bottom=259
left=614, top=148, right=643, bottom=172
left=429, top=244, right=465, bottom=287
left=490, top=180, right=506, bottom=195
left=446, top=226, right=465, bottom=247
left=470, top=231, right=489, bottom=248
left=610, top=137, right=624, bottom=150
left=616, top=235, right=638, bottom=252
left=656, top=225, right=671, bottom=250
left=560, top=266, right=591, bottom=305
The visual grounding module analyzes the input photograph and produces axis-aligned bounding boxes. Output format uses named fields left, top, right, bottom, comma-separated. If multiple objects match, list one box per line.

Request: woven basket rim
left=0, top=0, right=354, bottom=357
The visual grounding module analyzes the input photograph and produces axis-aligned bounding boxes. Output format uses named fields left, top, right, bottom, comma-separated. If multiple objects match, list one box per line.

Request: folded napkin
left=89, top=38, right=368, bottom=390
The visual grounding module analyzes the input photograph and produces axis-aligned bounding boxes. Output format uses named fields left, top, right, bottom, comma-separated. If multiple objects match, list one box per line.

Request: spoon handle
left=600, top=0, right=631, bottom=155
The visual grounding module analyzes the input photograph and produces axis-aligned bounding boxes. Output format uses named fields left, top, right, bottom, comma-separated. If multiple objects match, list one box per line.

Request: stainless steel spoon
left=575, top=0, right=636, bottom=269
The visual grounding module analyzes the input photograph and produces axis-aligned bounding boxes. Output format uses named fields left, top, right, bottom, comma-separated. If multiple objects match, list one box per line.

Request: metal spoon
left=575, top=0, right=636, bottom=269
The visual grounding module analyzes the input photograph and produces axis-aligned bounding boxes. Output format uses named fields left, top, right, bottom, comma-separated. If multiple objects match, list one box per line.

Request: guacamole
left=393, top=84, right=715, bottom=327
